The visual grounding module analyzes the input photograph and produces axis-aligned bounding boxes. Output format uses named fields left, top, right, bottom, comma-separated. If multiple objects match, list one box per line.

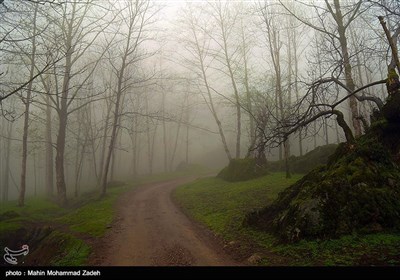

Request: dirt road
left=91, top=177, right=239, bottom=266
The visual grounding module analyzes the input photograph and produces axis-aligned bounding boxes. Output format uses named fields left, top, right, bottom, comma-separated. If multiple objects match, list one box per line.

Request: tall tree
left=19, top=2, right=39, bottom=206
left=259, top=2, right=291, bottom=178
left=44, top=0, right=112, bottom=205
left=101, top=0, right=157, bottom=196
left=178, top=4, right=233, bottom=161
left=279, top=0, right=365, bottom=137
left=207, top=1, right=242, bottom=158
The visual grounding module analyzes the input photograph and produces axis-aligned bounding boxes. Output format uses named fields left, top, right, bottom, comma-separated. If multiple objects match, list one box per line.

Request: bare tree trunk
left=185, top=124, right=189, bottom=164
left=55, top=110, right=68, bottom=205
left=110, top=125, right=120, bottom=182
left=214, top=3, right=241, bottom=158
left=2, top=120, right=13, bottom=202
left=85, top=103, right=98, bottom=184
left=350, top=27, right=369, bottom=131
left=132, top=132, right=138, bottom=177
left=55, top=44, right=72, bottom=206
left=19, top=3, right=38, bottom=206
left=184, top=90, right=190, bottom=164
left=261, top=8, right=285, bottom=163
left=284, top=139, right=291, bottom=179
left=150, top=126, right=157, bottom=174
left=161, top=90, right=168, bottom=172
left=100, top=0, right=148, bottom=195
left=45, top=93, right=54, bottom=198
left=130, top=113, right=140, bottom=178
left=333, top=0, right=361, bottom=137
left=324, top=118, right=329, bottom=145
left=264, top=11, right=288, bottom=176
left=73, top=109, right=87, bottom=198
left=293, top=25, right=303, bottom=156
left=192, top=15, right=231, bottom=161
left=335, top=121, right=341, bottom=143
left=33, top=152, right=37, bottom=197
left=98, top=98, right=112, bottom=187
left=101, top=98, right=121, bottom=196
left=54, top=4, right=77, bottom=206
left=145, top=93, right=156, bottom=175
left=240, top=18, right=255, bottom=157
left=169, top=104, right=184, bottom=169
left=333, top=110, right=355, bottom=144
left=313, top=121, right=317, bottom=149
left=101, top=69, right=123, bottom=196
left=183, top=6, right=232, bottom=161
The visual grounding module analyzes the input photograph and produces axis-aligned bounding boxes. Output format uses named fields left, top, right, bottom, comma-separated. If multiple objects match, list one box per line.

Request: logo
left=4, top=245, right=29, bottom=265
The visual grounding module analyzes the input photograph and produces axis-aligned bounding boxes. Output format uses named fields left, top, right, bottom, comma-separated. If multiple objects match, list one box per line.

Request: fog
left=0, top=0, right=392, bottom=203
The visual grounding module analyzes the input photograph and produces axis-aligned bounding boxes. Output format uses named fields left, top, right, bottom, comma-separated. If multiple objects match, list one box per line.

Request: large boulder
left=245, top=118, right=400, bottom=242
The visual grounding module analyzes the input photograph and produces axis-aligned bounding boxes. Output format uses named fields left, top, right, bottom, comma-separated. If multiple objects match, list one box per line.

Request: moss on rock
left=268, top=144, right=338, bottom=174
left=218, top=158, right=268, bottom=182
left=245, top=103, right=400, bottom=242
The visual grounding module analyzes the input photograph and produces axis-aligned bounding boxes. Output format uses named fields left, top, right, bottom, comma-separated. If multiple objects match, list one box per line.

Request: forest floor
left=0, top=167, right=212, bottom=266
left=89, top=177, right=239, bottom=266
left=3, top=170, right=399, bottom=266
left=174, top=173, right=400, bottom=266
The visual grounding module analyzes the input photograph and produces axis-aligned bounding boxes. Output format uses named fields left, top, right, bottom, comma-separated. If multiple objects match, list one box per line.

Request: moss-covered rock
left=218, top=158, right=268, bottom=182
left=268, top=144, right=338, bottom=174
left=245, top=107, right=400, bottom=242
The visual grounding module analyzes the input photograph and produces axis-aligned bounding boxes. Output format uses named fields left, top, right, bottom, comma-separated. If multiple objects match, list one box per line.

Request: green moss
left=269, top=144, right=338, bottom=174
left=174, top=173, right=400, bottom=265
left=218, top=158, right=268, bottom=182
left=50, top=232, right=91, bottom=266
left=58, top=186, right=129, bottom=237
left=174, top=173, right=301, bottom=236
left=0, top=182, right=138, bottom=266
left=247, top=123, right=400, bottom=242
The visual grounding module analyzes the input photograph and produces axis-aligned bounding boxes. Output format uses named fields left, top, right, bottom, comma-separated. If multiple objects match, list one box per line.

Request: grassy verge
left=173, top=173, right=400, bottom=265
left=57, top=186, right=131, bottom=237
left=0, top=185, right=131, bottom=266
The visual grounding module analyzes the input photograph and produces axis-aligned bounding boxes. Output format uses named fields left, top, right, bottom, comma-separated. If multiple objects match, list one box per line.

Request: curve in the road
left=91, top=177, right=239, bottom=266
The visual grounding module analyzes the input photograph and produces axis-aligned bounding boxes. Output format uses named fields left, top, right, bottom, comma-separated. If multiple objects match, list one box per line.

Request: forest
left=0, top=0, right=400, bottom=269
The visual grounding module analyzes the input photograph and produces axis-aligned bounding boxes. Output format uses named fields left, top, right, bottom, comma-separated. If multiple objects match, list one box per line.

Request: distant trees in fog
left=0, top=0, right=399, bottom=205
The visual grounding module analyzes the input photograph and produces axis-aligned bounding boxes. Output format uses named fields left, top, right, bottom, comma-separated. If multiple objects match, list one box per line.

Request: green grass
left=174, top=172, right=400, bottom=266
left=0, top=185, right=132, bottom=265
left=0, top=196, right=69, bottom=221
left=58, top=186, right=130, bottom=237
left=174, top=173, right=301, bottom=239
left=0, top=167, right=210, bottom=266
left=50, top=232, right=91, bottom=266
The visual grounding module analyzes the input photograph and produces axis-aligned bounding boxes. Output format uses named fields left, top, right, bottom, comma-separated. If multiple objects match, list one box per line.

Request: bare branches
left=0, top=57, right=62, bottom=103
left=278, top=0, right=339, bottom=40
left=378, top=16, right=400, bottom=74
left=256, top=74, right=387, bottom=152
left=312, top=77, right=386, bottom=109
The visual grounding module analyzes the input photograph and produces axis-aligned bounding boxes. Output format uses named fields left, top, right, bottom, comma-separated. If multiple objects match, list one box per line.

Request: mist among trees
left=1, top=0, right=399, bottom=208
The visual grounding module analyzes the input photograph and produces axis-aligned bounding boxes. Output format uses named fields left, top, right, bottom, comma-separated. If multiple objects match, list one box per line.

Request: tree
left=206, top=1, right=242, bottom=158
left=260, top=76, right=386, bottom=151
left=42, top=0, right=114, bottom=205
left=101, top=0, right=158, bottom=197
left=258, top=2, right=291, bottom=178
left=177, top=3, right=233, bottom=161
left=18, top=2, right=40, bottom=206
left=279, top=0, right=367, bottom=137
left=1, top=110, right=14, bottom=202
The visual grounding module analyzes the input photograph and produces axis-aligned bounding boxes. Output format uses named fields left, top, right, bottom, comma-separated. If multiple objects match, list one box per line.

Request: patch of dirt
left=89, top=177, right=241, bottom=266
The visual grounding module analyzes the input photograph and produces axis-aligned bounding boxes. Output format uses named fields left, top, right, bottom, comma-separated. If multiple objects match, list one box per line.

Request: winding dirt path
left=91, top=177, right=239, bottom=266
